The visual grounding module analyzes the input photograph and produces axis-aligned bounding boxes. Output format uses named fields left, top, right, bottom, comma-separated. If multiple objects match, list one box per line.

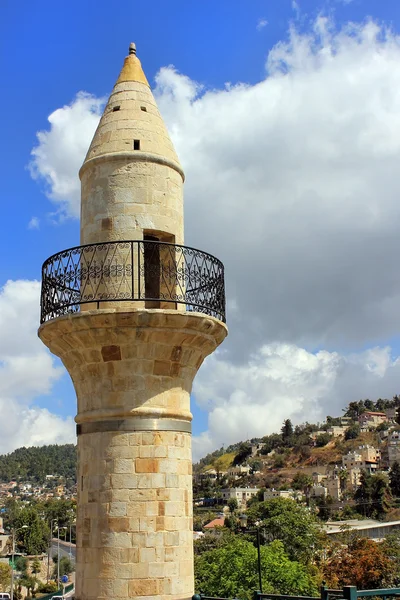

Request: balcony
left=40, top=239, right=226, bottom=324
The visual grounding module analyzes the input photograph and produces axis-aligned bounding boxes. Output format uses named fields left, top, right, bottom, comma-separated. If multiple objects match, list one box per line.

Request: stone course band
left=76, top=417, right=192, bottom=436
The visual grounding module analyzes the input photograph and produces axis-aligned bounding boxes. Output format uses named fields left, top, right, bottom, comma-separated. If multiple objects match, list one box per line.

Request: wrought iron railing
left=40, top=239, right=226, bottom=324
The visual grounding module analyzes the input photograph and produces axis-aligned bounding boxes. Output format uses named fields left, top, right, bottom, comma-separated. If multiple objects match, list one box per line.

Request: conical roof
left=80, top=43, right=183, bottom=180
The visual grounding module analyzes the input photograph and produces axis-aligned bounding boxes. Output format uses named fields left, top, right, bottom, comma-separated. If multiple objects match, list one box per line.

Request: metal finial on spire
left=129, top=43, right=136, bottom=55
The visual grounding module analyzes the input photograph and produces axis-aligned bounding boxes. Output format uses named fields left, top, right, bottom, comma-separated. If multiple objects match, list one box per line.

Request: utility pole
left=10, top=525, right=28, bottom=600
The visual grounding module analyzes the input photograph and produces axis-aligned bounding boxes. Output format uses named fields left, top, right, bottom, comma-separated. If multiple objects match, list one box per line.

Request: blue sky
left=3, top=0, right=400, bottom=458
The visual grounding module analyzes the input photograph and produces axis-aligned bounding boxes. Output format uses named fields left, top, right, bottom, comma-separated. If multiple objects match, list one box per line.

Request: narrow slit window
left=112, top=106, right=120, bottom=112
left=81, top=476, right=84, bottom=491
left=134, top=139, right=140, bottom=150
left=140, top=106, right=147, bottom=112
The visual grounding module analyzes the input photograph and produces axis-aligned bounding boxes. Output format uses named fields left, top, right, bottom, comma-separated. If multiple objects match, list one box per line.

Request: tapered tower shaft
left=39, top=44, right=227, bottom=600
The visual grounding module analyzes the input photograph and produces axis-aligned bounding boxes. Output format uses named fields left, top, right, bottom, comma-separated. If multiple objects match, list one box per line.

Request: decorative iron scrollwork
left=40, top=240, right=226, bottom=324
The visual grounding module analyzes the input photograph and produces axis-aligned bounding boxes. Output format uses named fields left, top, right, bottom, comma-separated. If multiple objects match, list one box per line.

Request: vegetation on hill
left=0, top=444, right=76, bottom=483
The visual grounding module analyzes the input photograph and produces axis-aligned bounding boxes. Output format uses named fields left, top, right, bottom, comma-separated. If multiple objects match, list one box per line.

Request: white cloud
left=0, top=280, right=75, bottom=454
left=28, top=17, right=400, bottom=457
left=29, top=92, right=105, bottom=219
left=192, top=343, right=400, bottom=460
left=27, top=217, right=40, bottom=230
left=292, top=0, right=300, bottom=19
left=257, top=18, right=269, bottom=31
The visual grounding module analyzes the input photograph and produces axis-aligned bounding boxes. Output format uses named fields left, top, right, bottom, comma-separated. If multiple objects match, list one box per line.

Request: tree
left=14, top=557, right=27, bottom=574
left=323, top=537, right=395, bottom=588
left=338, top=469, right=349, bottom=492
left=195, top=536, right=318, bottom=600
left=246, top=498, right=322, bottom=563
left=30, top=558, right=41, bottom=576
left=52, top=557, right=73, bottom=579
left=291, top=473, right=313, bottom=498
left=315, top=433, right=331, bottom=447
left=19, top=574, right=38, bottom=598
left=355, top=471, right=391, bottom=518
left=233, top=443, right=252, bottom=466
left=382, top=531, right=400, bottom=585
left=14, top=508, right=50, bottom=555
left=389, top=461, right=400, bottom=497
left=0, top=563, right=11, bottom=592
left=345, top=423, right=360, bottom=440
left=227, top=497, right=238, bottom=513
left=281, top=419, right=293, bottom=442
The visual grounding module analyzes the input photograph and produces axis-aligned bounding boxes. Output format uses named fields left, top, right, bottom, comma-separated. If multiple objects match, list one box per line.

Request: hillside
left=0, top=444, right=77, bottom=483
left=193, top=397, right=400, bottom=487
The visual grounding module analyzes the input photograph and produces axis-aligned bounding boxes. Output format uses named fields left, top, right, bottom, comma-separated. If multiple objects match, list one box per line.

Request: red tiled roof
left=204, top=518, right=225, bottom=529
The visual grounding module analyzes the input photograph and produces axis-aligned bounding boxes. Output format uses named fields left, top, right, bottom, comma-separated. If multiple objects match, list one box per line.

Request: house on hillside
left=221, top=487, right=258, bottom=506
left=310, top=484, right=327, bottom=498
left=358, top=411, right=388, bottom=428
left=251, top=443, right=262, bottom=456
left=326, top=476, right=341, bottom=500
left=0, top=519, right=9, bottom=556
left=227, top=465, right=251, bottom=479
left=312, top=472, right=325, bottom=484
left=327, top=426, right=347, bottom=437
left=263, top=489, right=302, bottom=501
left=204, top=517, right=225, bottom=532
left=385, top=407, right=397, bottom=420
left=388, top=431, right=400, bottom=465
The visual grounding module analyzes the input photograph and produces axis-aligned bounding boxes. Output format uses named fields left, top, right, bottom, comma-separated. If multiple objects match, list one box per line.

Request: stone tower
left=38, top=44, right=227, bottom=600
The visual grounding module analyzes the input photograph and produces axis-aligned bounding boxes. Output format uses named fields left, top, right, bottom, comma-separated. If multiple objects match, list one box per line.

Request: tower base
left=39, top=309, right=227, bottom=600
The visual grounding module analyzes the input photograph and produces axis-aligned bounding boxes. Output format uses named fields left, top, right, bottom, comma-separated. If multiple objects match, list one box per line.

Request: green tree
left=246, top=498, right=322, bottom=563
left=355, top=471, right=391, bottom=518
left=389, top=461, right=400, bottom=497
left=15, top=508, right=50, bottom=555
left=315, top=433, right=331, bottom=447
left=19, top=574, right=38, bottom=598
left=0, top=563, right=11, bottom=592
left=382, top=531, right=400, bottom=585
left=14, top=557, right=28, bottom=574
left=281, top=419, right=293, bottom=442
left=30, top=559, right=41, bottom=576
left=339, top=469, right=349, bottom=492
left=292, top=473, right=313, bottom=498
left=345, top=423, right=360, bottom=440
left=233, top=443, right=252, bottom=466
left=227, top=497, right=238, bottom=513
left=195, top=536, right=318, bottom=600
left=52, top=557, right=73, bottom=579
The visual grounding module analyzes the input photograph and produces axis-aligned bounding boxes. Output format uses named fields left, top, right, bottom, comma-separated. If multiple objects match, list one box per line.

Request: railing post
left=253, top=591, right=261, bottom=600
left=321, top=582, right=327, bottom=600
left=343, top=586, right=357, bottom=600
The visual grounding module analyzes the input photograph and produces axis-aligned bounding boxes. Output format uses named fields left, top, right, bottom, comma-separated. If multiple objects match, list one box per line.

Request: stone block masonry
left=39, top=308, right=227, bottom=600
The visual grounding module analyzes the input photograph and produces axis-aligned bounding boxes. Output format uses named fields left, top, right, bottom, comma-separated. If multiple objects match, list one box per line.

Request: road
left=50, top=538, right=76, bottom=561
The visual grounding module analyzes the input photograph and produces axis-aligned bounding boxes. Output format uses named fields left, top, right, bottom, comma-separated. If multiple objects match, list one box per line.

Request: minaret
left=38, top=44, right=227, bottom=600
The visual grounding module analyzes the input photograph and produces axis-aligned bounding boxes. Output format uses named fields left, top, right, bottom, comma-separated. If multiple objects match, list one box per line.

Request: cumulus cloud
left=0, top=280, right=75, bottom=453
left=29, top=92, right=105, bottom=219
left=192, top=344, right=400, bottom=460
left=154, top=17, right=400, bottom=355
left=28, top=17, right=400, bottom=456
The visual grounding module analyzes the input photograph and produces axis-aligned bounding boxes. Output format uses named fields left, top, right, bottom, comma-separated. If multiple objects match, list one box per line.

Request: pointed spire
left=116, top=42, right=149, bottom=86
left=80, top=43, right=183, bottom=181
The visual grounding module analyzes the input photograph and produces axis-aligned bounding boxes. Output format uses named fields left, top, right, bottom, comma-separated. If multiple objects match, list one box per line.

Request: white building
left=263, top=489, right=302, bottom=501
left=388, top=431, right=400, bottom=465
left=327, top=426, right=347, bottom=438
left=221, top=487, right=259, bottom=506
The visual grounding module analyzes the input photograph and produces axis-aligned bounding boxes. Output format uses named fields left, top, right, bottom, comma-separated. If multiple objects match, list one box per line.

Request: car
left=0, top=594, right=11, bottom=600
left=52, top=596, right=64, bottom=600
